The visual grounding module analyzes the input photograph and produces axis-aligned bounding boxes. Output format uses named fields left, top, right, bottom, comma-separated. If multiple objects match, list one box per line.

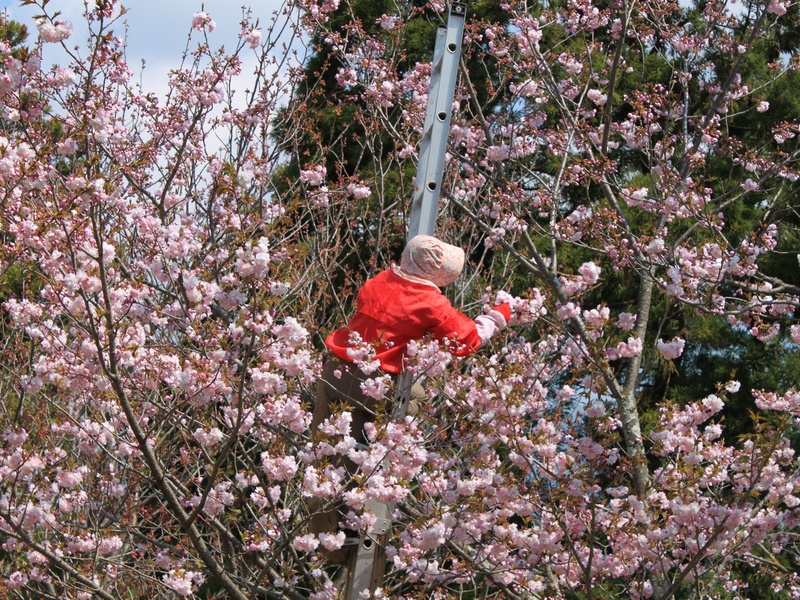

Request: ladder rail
left=342, top=372, right=413, bottom=597
left=408, top=2, right=467, bottom=239
left=343, top=4, right=467, bottom=596
left=409, top=24, right=447, bottom=239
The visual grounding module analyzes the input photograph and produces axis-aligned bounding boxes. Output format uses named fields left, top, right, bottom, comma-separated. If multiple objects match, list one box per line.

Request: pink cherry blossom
left=36, top=20, right=73, bottom=43
left=241, top=28, right=262, bottom=49
left=657, top=336, right=686, bottom=359
left=347, top=182, right=371, bottom=198
left=578, top=261, right=601, bottom=284
left=300, top=165, right=326, bottom=186
left=587, top=89, right=607, bottom=106
left=379, top=14, right=398, bottom=29
left=163, top=570, right=204, bottom=597
left=767, top=0, right=787, bottom=15
left=191, top=12, right=216, bottom=32
left=617, top=312, right=637, bottom=330
left=741, top=178, right=759, bottom=191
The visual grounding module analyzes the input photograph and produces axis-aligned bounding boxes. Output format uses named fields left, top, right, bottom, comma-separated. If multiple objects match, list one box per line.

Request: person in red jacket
left=309, top=235, right=510, bottom=558
left=312, top=234, right=510, bottom=440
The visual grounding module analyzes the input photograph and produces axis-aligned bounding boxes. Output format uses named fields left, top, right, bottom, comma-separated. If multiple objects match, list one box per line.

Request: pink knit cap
left=398, top=235, right=465, bottom=287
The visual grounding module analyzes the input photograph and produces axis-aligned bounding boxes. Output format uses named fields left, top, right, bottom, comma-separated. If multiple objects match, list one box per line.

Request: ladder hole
left=427, top=181, right=437, bottom=191
left=447, top=42, right=457, bottom=52
left=437, top=111, right=447, bottom=121
left=363, top=538, right=374, bottom=550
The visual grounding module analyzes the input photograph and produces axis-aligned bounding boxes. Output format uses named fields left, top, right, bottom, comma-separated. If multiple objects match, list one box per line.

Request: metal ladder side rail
left=408, top=1, right=467, bottom=240
left=408, top=24, right=447, bottom=240
left=343, top=3, right=467, bottom=597
left=343, top=372, right=412, bottom=597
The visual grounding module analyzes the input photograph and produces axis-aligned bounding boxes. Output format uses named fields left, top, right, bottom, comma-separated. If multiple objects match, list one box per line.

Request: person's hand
left=474, top=303, right=510, bottom=343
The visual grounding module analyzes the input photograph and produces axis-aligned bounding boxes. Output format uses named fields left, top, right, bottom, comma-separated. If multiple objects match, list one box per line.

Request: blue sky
left=2, top=0, right=292, bottom=96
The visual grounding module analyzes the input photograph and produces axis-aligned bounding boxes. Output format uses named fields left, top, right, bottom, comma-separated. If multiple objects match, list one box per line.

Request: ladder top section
left=451, top=1, right=467, bottom=16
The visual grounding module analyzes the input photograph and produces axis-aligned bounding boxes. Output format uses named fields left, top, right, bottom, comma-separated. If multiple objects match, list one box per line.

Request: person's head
left=400, top=235, right=465, bottom=287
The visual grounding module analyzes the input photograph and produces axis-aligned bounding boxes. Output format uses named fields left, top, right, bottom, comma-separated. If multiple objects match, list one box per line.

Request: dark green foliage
left=0, top=16, right=29, bottom=60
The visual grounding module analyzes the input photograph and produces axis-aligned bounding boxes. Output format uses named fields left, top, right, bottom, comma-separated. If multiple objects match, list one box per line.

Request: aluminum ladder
left=342, top=3, right=467, bottom=598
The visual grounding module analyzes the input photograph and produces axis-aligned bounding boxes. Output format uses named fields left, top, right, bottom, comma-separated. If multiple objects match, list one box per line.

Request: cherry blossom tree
left=1, top=0, right=800, bottom=598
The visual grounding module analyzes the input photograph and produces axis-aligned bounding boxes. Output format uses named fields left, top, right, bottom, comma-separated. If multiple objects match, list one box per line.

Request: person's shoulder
left=360, top=269, right=395, bottom=293
left=385, top=268, right=443, bottom=292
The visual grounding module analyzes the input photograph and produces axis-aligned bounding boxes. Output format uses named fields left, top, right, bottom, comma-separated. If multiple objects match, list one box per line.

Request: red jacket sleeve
left=428, top=296, right=483, bottom=356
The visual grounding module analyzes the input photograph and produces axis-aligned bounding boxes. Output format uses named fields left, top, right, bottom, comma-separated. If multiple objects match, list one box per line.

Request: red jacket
left=325, top=269, right=483, bottom=374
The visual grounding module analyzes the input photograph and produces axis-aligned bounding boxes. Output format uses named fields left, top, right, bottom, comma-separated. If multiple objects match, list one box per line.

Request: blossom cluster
left=2, top=0, right=800, bottom=597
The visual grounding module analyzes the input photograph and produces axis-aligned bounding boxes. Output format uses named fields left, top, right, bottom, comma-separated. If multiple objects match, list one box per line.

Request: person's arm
left=474, top=304, right=510, bottom=344
left=429, top=300, right=511, bottom=356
